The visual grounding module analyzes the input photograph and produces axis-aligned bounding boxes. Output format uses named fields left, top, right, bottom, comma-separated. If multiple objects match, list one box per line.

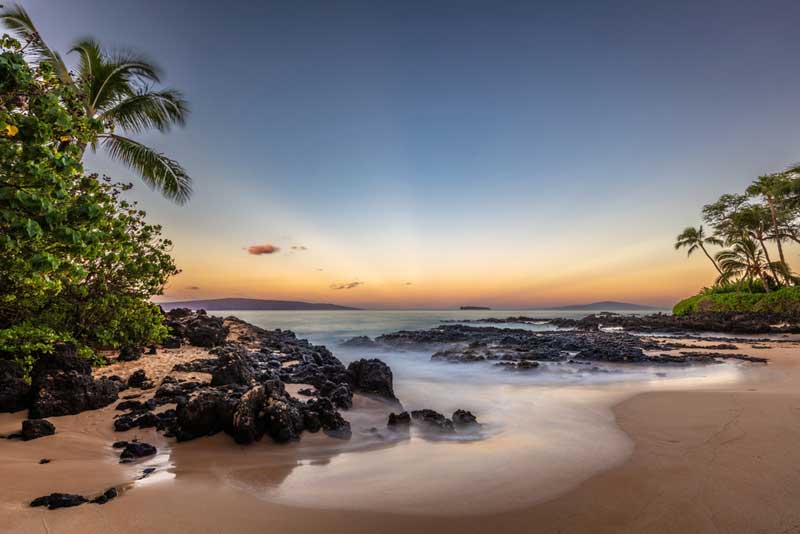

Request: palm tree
left=1, top=5, right=191, bottom=203
left=746, top=173, right=791, bottom=280
left=674, top=226, right=723, bottom=275
left=715, top=237, right=771, bottom=292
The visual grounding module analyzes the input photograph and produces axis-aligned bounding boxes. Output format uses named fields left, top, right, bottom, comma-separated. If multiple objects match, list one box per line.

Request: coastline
left=1, top=321, right=797, bottom=533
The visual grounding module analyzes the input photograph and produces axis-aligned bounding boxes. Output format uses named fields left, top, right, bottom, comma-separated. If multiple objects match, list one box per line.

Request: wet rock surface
left=30, top=493, right=88, bottom=509
left=119, top=441, right=157, bottom=461
left=374, top=324, right=768, bottom=368
left=21, top=419, right=55, bottom=441
left=29, top=343, right=120, bottom=418
left=347, top=358, right=399, bottom=404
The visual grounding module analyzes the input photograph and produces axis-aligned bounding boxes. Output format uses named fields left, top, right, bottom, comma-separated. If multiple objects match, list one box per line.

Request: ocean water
left=193, top=309, right=744, bottom=515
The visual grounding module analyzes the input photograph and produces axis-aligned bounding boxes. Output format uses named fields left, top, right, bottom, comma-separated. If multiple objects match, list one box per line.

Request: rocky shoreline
left=447, top=311, right=800, bottom=334
left=344, top=323, right=769, bottom=370
left=0, top=309, right=483, bottom=511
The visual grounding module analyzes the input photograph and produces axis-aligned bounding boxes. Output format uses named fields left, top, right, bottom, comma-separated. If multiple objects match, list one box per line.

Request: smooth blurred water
left=201, top=308, right=743, bottom=515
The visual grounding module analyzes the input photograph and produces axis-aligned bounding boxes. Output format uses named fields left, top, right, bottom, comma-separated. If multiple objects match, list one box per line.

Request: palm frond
left=102, top=134, right=192, bottom=204
left=100, top=89, right=188, bottom=134
left=1, top=3, right=70, bottom=82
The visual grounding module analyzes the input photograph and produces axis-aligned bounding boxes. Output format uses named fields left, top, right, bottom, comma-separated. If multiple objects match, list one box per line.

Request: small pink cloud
left=248, top=244, right=280, bottom=255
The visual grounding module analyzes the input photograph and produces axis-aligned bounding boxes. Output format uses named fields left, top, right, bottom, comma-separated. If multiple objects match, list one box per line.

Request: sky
left=18, top=0, right=800, bottom=309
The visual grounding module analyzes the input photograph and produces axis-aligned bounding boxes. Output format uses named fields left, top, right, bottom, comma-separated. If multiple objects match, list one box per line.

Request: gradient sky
left=21, top=0, right=800, bottom=308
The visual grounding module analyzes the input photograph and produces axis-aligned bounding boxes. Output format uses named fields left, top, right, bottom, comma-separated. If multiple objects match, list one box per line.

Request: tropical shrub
left=0, top=36, right=177, bottom=371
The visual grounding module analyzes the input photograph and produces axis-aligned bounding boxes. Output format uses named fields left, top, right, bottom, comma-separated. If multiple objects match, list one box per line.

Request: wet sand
left=2, top=339, right=800, bottom=533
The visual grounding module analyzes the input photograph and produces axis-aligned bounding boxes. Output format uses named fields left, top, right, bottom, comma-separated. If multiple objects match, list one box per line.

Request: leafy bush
left=673, top=286, right=800, bottom=316
left=0, top=36, right=177, bottom=368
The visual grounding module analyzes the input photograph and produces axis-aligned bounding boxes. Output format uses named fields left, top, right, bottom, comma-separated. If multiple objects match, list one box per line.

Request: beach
left=1, top=312, right=797, bottom=534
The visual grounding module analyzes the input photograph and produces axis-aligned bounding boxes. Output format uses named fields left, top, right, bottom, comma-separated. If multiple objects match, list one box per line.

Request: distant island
left=545, top=301, right=658, bottom=311
left=157, top=298, right=360, bottom=311
left=460, top=306, right=492, bottom=310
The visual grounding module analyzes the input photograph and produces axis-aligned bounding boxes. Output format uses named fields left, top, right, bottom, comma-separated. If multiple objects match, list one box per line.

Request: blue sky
left=18, top=0, right=800, bottom=307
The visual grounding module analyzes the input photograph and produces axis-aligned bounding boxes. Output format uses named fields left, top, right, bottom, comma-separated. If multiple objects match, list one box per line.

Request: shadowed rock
left=21, top=419, right=55, bottom=441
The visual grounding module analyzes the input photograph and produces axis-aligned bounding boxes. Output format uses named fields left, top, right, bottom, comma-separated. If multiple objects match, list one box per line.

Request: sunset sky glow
left=25, top=0, right=800, bottom=308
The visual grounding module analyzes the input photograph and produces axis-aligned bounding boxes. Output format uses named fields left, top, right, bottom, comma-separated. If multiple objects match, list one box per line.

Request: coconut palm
left=1, top=5, right=191, bottom=203
left=674, top=226, right=723, bottom=274
left=746, top=173, right=791, bottom=279
left=715, top=237, right=771, bottom=292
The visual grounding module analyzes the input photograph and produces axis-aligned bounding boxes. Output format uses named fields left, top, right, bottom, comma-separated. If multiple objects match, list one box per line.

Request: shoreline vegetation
left=674, top=165, right=800, bottom=317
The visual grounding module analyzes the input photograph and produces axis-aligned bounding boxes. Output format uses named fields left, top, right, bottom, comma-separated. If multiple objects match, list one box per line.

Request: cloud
left=403, top=281, right=413, bottom=286
left=186, top=286, right=201, bottom=290
left=330, top=281, right=363, bottom=290
left=247, top=244, right=280, bottom=255
left=291, top=245, right=308, bottom=251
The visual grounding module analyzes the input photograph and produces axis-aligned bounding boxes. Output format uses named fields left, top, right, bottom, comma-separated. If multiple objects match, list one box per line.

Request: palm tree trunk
left=767, top=195, right=791, bottom=283
left=699, top=244, right=723, bottom=275
left=757, top=236, right=780, bottom=286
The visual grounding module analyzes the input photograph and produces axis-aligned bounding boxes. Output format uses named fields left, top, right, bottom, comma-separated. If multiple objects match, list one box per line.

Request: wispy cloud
left=403, top=281, right=413, bottom=286
left=291, top=245, right=308, bottom=251
left=186, top=286, right=201, bottom=290
left=330, top=281, right=363, bottom=290
left=247, top=244, right=280, bottom=255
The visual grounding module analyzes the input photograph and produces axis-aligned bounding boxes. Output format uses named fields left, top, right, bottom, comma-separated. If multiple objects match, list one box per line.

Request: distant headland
left=460, top=306, right=492, bottom=310
left=157, top=298, right=360, bottom=311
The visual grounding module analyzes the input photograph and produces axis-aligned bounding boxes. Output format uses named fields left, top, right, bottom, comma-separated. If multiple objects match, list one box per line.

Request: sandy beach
left=1, top=331, right=798, bottom=534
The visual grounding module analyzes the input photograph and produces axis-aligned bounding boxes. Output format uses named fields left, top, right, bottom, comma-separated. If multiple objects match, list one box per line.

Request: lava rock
left=127, top=369, right=148, bottom=388
left=347, top=358, right=398, bottom=403
left=90, top=488, right=118, bottom=505
left=119, top=441, right=156, bottom=461
left=387, top=411, right=411, bottom=429
left=229, top=385, right=266, bottom=444
left=29, top=344, right=120, bottom=418
left=264, top=399, right=304, bottom=442
left=21, top=419, right=55, bottom=441
left=174, top=388, right=237, bottom=441
left=452, top=409, right=481, bottom=430
left=410, top=409, right=455, bottom=433
left=210, top=343, right=255, bottom=386
left=0, top=359, right=30, bottom=412
left=30, top=493, right=88, bottom=509
left=162, top=336, right=181, bottom=349
left=118, top=345, right=143, bottom=362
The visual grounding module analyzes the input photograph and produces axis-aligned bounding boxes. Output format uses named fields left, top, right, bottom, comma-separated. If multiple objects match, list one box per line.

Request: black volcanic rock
left=127, top=369, right=148, bottom=388
left=452, top=410, right=481, bottom=430
left=118, top=345, right=142, bottom=362
left=210, top=343, right=255, bottom=386
left=347, top=358, right=398, bottom=404
left=30, top=493, right=87, bottom=509
left=29, top=344, right=119, bottom=418
left=0, top=359, right=30, bottom=412
left=21, top=419, right=55, bottom=441
left=119, top=441, right=157, bottom=461
left=411, top=409, right=455, bottom=434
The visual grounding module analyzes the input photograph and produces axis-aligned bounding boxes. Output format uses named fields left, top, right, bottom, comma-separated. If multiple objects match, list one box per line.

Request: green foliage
left=0, top=36, right=178, bottom=368
left=0, top=323, right=104, bottom=378
left=673, top=286, right=800, bottom=316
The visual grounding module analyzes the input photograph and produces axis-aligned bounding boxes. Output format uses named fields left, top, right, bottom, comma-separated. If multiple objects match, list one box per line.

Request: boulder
left=452, top=409, right=481, bottom=430
left=119, top=441, right=157, bottom=461
left=264, top=399, right=304, bottom=442
left=127, top=369, right=148, bottom=388
left=229, top=385, right=266, bottom=444
left=29, top=344, right=120, bottom=418
left=166, top=309, right=228, bottom=348
left=410, top=409, right=455, bottom=434
left=90, top=488, right=118, bottom=505
left=0, top=359, right=30, bottom=412
left=21, top=419, right=55, bottom=441
left=210, top=343, right=255, bottom=386
left=318, top=380, right=352, bottom=410
left=162, top=336, right=181, bottom=349
left=347, top=358, right=398, bottom=403
left=305, top=397, right=351, bottom=440
left=118, top=345, right=143, bottom=362
left=174, top=389, right=237, bottom=441
left=387, top=411, right=411, bottom=429
left=30, top=493, right=87, bottom=509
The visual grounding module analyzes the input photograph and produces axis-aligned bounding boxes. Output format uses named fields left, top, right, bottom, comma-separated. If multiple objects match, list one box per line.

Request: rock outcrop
left=29, top=343, right=120, bottom=418
left=0, top=359, right=30, bottom=412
